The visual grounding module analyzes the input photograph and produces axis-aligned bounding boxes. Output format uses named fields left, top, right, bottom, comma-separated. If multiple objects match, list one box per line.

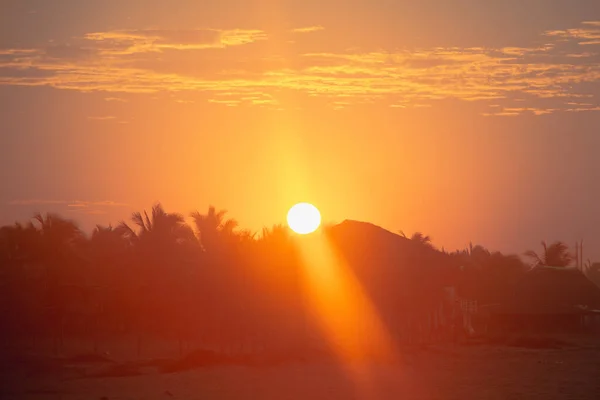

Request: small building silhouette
left=487, top=266, right=600, bottom=333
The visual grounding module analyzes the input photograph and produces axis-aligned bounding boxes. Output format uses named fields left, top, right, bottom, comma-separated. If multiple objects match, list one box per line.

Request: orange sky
left=2, top=0, right=600, bottom=258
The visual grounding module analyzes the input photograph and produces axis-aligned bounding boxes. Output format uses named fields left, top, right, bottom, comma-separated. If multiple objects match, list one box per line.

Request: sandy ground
left=4, top=338, right=600, bottom=400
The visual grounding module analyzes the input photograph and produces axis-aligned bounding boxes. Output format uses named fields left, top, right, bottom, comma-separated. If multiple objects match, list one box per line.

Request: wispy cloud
left=8, top=199, right=127, bottom=217
left=0, top=22, right=600, bottom=115
left=104, top=97, right=128, bottom=102
left=67, top=208, right=109, bottom=215
left=290, top=26, right=325, bottom=34
left=544, top=22, right=600, bottom=46
left=0, top=48, right=38, bottom=56
left=8, top=199, right=128, bottom=207
left=88, top=116, right=117, bottom=121
left=82, top=28, right=267, bottom=55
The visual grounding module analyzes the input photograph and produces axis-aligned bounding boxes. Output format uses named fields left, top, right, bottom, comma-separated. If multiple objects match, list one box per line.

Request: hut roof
left=325, top=220, right=460, bottom=311
left=493, top=266, right=600, bottom=314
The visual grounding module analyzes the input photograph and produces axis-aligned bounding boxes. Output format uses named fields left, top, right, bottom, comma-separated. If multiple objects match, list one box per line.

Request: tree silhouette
left=410, top=232, right=434, bottom=249
left=0, top=222, right=39, bottom=266
left=89, top=224, right=130, bottom=263
left=190, top=205, right=239, bottom=253
left=524, top=241, right=573, bottom=268
left=260, top=224, right=290, bottom=243
left=119, top=203, right=196, bottom=355
left=0, top=222, right=43, bottom=341
left=29, top=213, right=84, bottom=353
left=31, top=212, right=84, bottom=283
left=585, top=262, right=600, bottom=288
left=122, top=204, right=193, bottom=244
left=1, top=204, right=595, bottom=358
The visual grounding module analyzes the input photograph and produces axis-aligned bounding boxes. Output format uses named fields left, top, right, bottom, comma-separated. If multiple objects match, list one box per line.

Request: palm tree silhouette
left=0, top=222, right=44, bottom=345
left=190, top=205, right=239, bottom=253
left=32, top=212, right=83, bottom=250
left=89, top=224, right=130, bottom=262
left=121, top=204, right=193, bottom=244
left=30, top=213, right=84, bottom=354
left=260, top=224, right=290, bottom=243
left=0, top=222, right=39, bottom=266
left=31, top=212, right=84, bottom=285
left=410, top=232, right=434, bottom=249
left=118, top=203, right=195, bottom=356
left=524, top=241, right=573, bottom=268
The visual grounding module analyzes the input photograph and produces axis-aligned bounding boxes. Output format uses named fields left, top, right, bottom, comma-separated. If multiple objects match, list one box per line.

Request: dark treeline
left=1, top=203, right=599, bottom=358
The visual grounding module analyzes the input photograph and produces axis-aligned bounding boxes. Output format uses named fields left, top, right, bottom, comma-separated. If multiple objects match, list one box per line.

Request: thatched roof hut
left=488, top=266, right=600, bottom=332
left=510, top=266, right=600, bottom=311
left=325, top=220, right=460, bottom=317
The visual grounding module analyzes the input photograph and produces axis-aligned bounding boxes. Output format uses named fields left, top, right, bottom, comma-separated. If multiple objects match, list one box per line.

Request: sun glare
left=287, top=202, right=321, bottom=234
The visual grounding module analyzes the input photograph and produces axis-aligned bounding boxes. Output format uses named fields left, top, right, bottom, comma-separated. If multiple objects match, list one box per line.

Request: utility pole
left=580, top=240, right=584, bottom=270
left=575, top=240, right=584, bottom=270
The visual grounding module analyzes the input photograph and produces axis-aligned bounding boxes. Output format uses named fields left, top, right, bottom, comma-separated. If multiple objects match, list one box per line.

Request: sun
left=287, top=202, right=322, bottom=234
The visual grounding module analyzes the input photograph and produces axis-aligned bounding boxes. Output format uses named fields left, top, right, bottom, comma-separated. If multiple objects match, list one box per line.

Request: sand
left=4, top=337, right=600, bottom=400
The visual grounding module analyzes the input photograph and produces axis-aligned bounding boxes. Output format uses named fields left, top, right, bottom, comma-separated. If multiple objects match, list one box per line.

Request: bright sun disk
left=287, top=202, right=321, bottom=234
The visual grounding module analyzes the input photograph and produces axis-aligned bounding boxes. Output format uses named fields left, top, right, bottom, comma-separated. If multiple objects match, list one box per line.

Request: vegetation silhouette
left=524, top=240, right=573, bottom=268
left=1, top=203, right=599, bottom=364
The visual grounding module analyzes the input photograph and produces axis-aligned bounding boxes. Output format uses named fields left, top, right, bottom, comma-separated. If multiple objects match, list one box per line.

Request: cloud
left=482, top=107, right=559, bottom=117
left=208, top=98, right=241, bottom=106
left=104, top=97, right=128, bottom=102
left=7, top=199, right=127, bottom=217
left=8, top=199, right=128, bottom=207
left=0, top=22, right=600, bottom=115
left=67, top=208, right=109, bottom=215
left=88, top=116, right=117, bottom=121
left=43, top=44, right=95, bottom=60
left=82, top=28, right=267, bottom=55
left=544, top=21, right=600, bottom=46
left=290, top=26, right=325, bottom=34
left=0, top=66, right=55, bottom=78
left=219, top=29, right=268, bottom=47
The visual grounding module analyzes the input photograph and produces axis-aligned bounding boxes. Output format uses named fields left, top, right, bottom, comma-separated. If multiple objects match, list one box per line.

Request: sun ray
left=292, top=230, right=401, bottom=398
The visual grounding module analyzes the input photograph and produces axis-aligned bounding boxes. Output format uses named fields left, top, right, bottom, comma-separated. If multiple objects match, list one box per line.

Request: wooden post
left=137, top=332, right=142, bottom=359
left=93, top=315, right=99, bottom=354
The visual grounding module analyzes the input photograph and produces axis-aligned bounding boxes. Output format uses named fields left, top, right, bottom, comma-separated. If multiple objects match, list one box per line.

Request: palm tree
left=120, top=204, right=197, bottom=263
left=29, top=213, right=84, bottom=354
left=89, top=225, right=131, bottom=263
left=32, top=212, right=82, bottom=245
left=119, top=203, right=196, bottom=356
left=260, top=224, right=290, bottom=243
left=31, top=212, right=84, bottom=282
left=235, top=229, right=257, bottom=248
left=0, top=222, right=43, bottom=343
left=123, top=204, right=193, bottom=242
left=410, top=232, right=435, bottom=249
left=190, top=205, right=239, bottom=253
left=524, top=241, right=573, bottom=268
left=87, top=224, right=134, bottom=349
left=0, top=222, right=40, bottom=266
left=470, top=244, right=491, bottom=264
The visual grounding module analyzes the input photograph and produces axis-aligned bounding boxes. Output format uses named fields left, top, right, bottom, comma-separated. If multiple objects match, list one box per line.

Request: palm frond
left=143, top=210, right=152, bottom=231
left=131, top=212, right=145, bottom=232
